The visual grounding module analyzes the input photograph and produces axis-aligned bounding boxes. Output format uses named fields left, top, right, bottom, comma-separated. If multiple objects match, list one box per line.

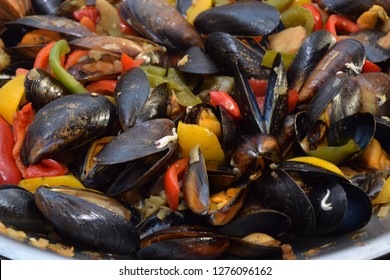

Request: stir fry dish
left=0, top=0, right=390, bottom=260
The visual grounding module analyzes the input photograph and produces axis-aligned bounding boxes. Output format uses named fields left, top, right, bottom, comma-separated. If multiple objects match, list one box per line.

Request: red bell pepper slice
left=325, top=14, right=359, bottom=38
left=209, top=91, right=241, bottom=119
left=248, top=78, right=268, bottom=97
left=0, top=116, right=22, bottom=184
left=12, top=103, right=68, bottom=179
left=287, top=89, right=299, bottom=113
left=362, top=60, right=382, bottom=73
left=79, top=16, right=97, bottom=32
left=302, top=3, right=323, bottom=31
left=73, top=6, right=99, bottom=23
left=164, top=157, right=190, bottom=211
left=34, top=41, right=57, bottom=70
left=86, top=80, right=117, bottom=95
left=64, top=50, right=89, bottom=70
left=121, top=53, right=145, bottom=73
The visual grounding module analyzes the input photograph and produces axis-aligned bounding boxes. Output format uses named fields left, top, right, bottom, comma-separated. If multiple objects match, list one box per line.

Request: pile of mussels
left=1, top=0, right=390, bottom=259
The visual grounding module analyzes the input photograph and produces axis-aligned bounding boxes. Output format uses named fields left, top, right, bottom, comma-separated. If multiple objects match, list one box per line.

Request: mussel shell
left=182, top=146, right=210, bottom=215
left=20, top=93, right=116, bottom=166
left=177, top=46, right=219, bottom=75
left=219, top=209, right=291, bottom=237
left=120, top=0, right=204, bottom=51
left=206, top=160, right=238, bottom=192
left=228, top=237, right=282, bottom=259
left=288, top=30, right=336, bottom=92
left=137, top=226, right=229, bottom=260
left=205, top=32, right=267, bottom=78
left=375, top=116, right=390, bottom=152
left=34, top=186, right=140, bottom=256
left=136, top=82, right=169, bottom=124
left=331, top=182, right=372, bottom=234
left=137, top=236, right=229, bottom=260
left=257, top=168, right=316, bottom=236
left=115, top=67, right=151, bottom=129
left=207, top=186, right=248, bottom=226
left=106, top=144, right=178, bottom=196
left=306, top=183, right=347, bottom=236
left=316, top=0, right=390, bottom=18
left=6, top=15, right=96, bottom=38
left=0, top=185, right=53, bottom=233
left=31, top=0, right=62, bottom=15
left=95, top=118, right=176, bottom=165
left=194, top=2, right=280, bottom=36
left=298, top=38, right=366, bottom=104
left=69, top=36, right=145, bottom=57
left=24, top=68, right=70, bottom=111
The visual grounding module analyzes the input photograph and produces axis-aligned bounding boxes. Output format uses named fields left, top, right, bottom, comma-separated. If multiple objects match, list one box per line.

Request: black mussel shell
left=120, top=0, right=203, bottom=51
left=34, top=186, right=140, bottom=256
left=194, top=2, right=280, bottom=36
left=136, top=82, right=169, bottom=124
left=177, top=46, right=219, bottom=74
left=288, top=30, right=336, bottom=92
left=25, top=68, right=70, bottom=111
left=20, top=93, right=116, bottom=166
left=95, top=118, right=176, bottom=165
left=115, top=67, right=151, bottom=130
left=0, top=185, right=53, bottom=233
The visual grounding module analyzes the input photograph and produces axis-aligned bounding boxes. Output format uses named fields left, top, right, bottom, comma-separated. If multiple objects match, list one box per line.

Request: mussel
left=21, top=93, right=116, bottom=166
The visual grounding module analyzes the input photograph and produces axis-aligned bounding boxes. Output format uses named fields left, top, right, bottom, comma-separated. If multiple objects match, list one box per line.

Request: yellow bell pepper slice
left=186, top=0, right=213, bottom=25
left=177, top=121, right=225, bottom=162
left=372, top=176, right=390, bottom=205
left=18, top=174, right=85, bottom=193
left=287, top=156, right=344, bottom=176
left=0, top=74, right=26, bottom=125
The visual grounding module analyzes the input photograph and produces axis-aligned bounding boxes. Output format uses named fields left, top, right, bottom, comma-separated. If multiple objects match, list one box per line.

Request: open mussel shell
left=137, top=226, right=229, bottom=260
left=219, top=199, right=291, bottom=238
left=69, top=35, right=146, bottom=58
left=106, top=143, right=178, bottom=196
left=330, top=182, right=372, bottom=235
left=194, top=1, right=280, bottom=36
left=0, top=185, right=53, bottom=233
left=34, top=186, right=140, bottom=256
left=6, top=15, right=96, bottom=38
left=207, top=186, right=248, bottom=226
left=95, top=118, right=176, bottom=165
left=206, top=160, right=238, bottom=192
left=136, top=82, right=169, bottom=124
left=120, top=0, right=203, bottom=51
left=115, top=67, right=151, bottom=130
left=177, top=46, right=219, bottom=75
left=20, top=93, right=116, bottom=166
left=374, top=116, right=390, bottom=152
left=257, top=168, right=316, bottom=236
left=182, top=145, right=210, bottom=215
left=295, top=112, right=376, bottom=164
left=275, top=161, right=372, bottom=235
left=227, top=235, right=282, bottom=259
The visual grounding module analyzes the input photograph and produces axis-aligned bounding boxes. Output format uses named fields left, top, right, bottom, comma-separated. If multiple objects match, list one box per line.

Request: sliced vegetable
left=121, top=53, right=144, bottom=73
left=325, top=14, right=359, bottom=37
left=64, top=50, right=89, bottom=70
left=248, top=78, right=268, bottom=97
left=177, top=121, right=225, bottom=162
left=362, top=60, right=382, bottom=73
left=186, top=0, right=213, bottom=25
left=18, top=175, right=85, bottom=193
left=209, top=91, right=241, bottom=119
left=263, top=0, right=294, bottom=12
left=49, top=40, right=87, bottom=94
left=34, top=41, right=57, bottom=70
left=372, top=176, right=390, bottom=205
left=281, top=5, right=314, bottom=34
left=12, top=103, right=68, bottom=179
left=287, top=89, right=298, bottom=113
left=85, top=80, right=117, bottom=95
left=73, top=6, right=99, bottom=23
left=0, top=116, right=22, bottom=184
left=0, top=74, right=26, bottom=125
left=288, top=156, right=345, bottom=176
left=261, top=50, right=295, bottom=70
left=302, top=3, right=323, bottom=31
left=164, top=157, right=190, bottom=211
